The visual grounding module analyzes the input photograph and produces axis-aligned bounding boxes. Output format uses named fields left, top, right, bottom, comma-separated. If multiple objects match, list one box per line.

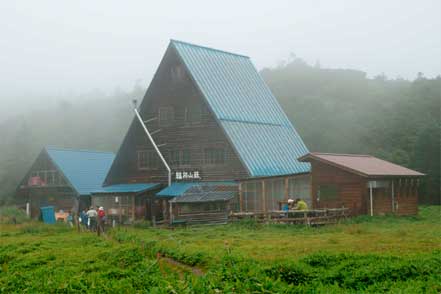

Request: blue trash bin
left=40, top=206, right=56, bottom=224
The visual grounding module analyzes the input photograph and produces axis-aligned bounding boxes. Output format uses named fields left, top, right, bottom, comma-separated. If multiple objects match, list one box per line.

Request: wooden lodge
left=98, top=40, right=312, bottom=225
left=16, top=40, right=425, bottom=225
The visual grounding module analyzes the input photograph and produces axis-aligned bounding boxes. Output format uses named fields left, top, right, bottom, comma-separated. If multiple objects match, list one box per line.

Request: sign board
left=175, top=171, right=201, bottom=181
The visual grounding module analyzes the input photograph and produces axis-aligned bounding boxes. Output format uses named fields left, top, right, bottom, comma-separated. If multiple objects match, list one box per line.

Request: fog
left=0, top=0, right=440, bottom=121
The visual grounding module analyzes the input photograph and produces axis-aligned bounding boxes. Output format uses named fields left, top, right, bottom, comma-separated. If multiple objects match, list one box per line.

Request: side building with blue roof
left=101, top=40, right=312, bottom=225
left=16, top=146, right=116, bottom=218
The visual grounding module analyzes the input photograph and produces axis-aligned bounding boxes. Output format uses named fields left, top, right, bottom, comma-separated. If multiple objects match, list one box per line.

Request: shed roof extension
left=93, top=183, right=160, bottom=194
left=45, top=147, right=115, bottom=196
left=171, top=40, right=310, bottom=177
left=298, top=152, right=424, bottom=178
left=157, top=181, right=237, bottom=198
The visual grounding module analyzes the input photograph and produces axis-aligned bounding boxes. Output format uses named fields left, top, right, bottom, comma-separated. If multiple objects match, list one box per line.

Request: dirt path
left=157, top=254, right=205, bottom=277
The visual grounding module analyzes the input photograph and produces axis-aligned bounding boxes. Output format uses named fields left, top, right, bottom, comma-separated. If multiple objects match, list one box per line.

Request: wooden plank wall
left=395, top=179, right=419, bottom=215
left=310, top=161, right=419, bottom=216
left=310, top=162, right=366, bottom=215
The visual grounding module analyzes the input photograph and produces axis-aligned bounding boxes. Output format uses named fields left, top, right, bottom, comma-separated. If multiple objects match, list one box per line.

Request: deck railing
left=229, top=208, right=349, bottom=226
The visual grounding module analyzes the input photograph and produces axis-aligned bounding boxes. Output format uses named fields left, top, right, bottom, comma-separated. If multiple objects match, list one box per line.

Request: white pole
left=133, top=108, right=171, bottom=186
left=369, top=182, right=373, bottom=216
left=169, top=202, right=173, bottom=225
left=26, top=202, right=30, bottom=217
left=391, top=180, right=395, bottom=213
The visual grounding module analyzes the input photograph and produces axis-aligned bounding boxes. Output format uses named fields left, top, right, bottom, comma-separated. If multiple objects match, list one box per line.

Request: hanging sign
left=175, top=171, right=201, bottom=180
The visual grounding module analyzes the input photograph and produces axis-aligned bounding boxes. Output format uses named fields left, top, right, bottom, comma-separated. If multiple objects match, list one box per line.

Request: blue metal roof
left=45, top=147, right=115, bottom=196
left=156, top=181, right=236, bottom=198
left=93, top=183, right=160, bottom=194
left=171, top=40, right=310, bottom=177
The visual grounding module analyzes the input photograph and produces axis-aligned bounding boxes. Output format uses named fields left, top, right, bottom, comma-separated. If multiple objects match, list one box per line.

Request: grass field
left=0, top=206, right=440, bottom=293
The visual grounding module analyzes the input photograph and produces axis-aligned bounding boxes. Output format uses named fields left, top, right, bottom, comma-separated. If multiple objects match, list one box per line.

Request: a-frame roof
left=45, top=147, right=115, bottom=196
left=171, top=40, right=310, bottom=176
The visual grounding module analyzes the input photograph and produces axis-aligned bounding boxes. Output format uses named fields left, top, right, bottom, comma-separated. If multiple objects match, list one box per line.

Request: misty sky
left=1, top=0, right=440, bottom=113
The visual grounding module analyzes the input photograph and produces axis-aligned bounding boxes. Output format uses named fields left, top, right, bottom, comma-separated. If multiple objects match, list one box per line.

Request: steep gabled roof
left=298, top=152, right=425, bottom=177
left=45, top=147, right=115, bottom=196
left=171, top=40, right=310, bottom=176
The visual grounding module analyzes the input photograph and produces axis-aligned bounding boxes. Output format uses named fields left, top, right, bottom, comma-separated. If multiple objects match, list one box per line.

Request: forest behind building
left=0, top=58, right=439, bottom=205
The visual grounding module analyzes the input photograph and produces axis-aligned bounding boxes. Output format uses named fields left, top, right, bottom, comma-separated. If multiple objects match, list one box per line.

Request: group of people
left=284, top=198, right=308, bottom=211
left=79, top=206, right=106, bottom=232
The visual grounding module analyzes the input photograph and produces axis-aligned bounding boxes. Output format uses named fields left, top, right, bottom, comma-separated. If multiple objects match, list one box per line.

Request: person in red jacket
left=98, top=207, right=106, bottom=233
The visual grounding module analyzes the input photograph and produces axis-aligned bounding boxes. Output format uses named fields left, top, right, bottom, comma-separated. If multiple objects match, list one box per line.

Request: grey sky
left=0, top=0, right=440, bottom=112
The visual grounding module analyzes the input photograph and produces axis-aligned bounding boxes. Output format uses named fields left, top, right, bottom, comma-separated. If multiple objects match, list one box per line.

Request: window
left=46, top=170, right=58, bottom=185
left=243, top=181, right=263, bottom=212
left=185, top=105, right=202, bottom=124
left=182, top=150, right=191, bottom=165
left=29, top=170, right=60, bottom=185
left=171, top=65, right=185, bottom=82
left=158, top=107, right=174, bottom=126
left=204, top=148, right=225, bottom=165
left=318, top=184, right=338, bottom=201
left=168, top=150, right=191, bottom=167
left=138, top=150, right=159, bottom=169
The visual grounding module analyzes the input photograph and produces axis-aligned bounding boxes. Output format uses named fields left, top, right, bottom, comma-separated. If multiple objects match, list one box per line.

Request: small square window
left=318, top=185, right=338, bottom=201
left=138, top=150, right=159, bottom=170
left=204, top=148, right=225, bottom=165
left=158, top=107, right=174, bottom=126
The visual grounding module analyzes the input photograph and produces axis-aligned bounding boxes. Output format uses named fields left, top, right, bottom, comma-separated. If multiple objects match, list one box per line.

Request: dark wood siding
left=395, top=180, right=418, bottom=215
left=105, top=45, right=249, bottom=185
left=310, top=161, right=367, bottom=215
left=309, top=160, right=419, bottom=216
left=15, top=150, right=80, bottom=218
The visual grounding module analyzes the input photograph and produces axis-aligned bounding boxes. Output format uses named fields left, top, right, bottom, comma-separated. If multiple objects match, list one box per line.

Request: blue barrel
left=40, top=206, right=56, bottom=224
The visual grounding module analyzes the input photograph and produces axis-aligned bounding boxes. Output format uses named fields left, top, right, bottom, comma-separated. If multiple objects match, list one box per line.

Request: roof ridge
left=45, top=146, right=114, bottom=155
left=170, top=39, right=250, bottom=59
left=311, top=152, right=372, bottom=157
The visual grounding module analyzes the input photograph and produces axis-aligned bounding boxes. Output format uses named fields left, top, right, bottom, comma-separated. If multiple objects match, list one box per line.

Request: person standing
left=86, top=206, right=97, bottom=231
left=97, top=206, right=106, bottom=234
left=80, top=209, right=88, bottom=230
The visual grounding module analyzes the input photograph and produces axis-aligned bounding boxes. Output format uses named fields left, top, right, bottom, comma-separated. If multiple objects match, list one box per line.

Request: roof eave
left=298, top=153, right=425, bottom=178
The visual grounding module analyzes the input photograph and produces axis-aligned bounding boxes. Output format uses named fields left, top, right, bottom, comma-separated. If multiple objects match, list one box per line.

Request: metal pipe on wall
left=133, top=107, right=171, bottom=187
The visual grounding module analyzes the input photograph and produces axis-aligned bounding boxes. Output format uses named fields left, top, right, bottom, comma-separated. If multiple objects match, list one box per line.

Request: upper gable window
left=138, top=150, right=159, bottom=170
left=171, top=65, right=185, bottom=82
left=158, top=107, right=174, bottom=126
left=168, top=149, right=191, bottom=167
left=204, top=148, right=226, bottom=165
left=185, top=105, right=201, bottom=124
left=28, top=170, right=60, bottom=186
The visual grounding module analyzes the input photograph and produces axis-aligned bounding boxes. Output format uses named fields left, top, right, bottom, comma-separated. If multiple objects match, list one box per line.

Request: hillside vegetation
left=0, top=60, right=439, bottom=204
left=0, top=206, right=440, bottom=293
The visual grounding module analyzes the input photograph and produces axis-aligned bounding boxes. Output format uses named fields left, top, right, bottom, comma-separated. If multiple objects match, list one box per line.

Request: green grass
left=0, top=206, right=440, bottom=293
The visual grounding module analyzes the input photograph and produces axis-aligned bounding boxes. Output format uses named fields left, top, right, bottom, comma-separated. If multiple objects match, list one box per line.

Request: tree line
left=0, top=59, right=439, bottom=204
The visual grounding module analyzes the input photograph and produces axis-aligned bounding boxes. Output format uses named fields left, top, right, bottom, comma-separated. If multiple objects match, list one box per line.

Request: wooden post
left=131, top=195, right=135, bottom=222
left=391, top=180, right=395, bottom=213
left=119, top=198, right=122, bottom=225
left=369, top=181, right=373, bottom=216
left=239, top=182, right=243, bottom=212
left=162, top=199, right=167, bottom=222
left=284, top=177, right=289, bottom=201
left=76, top=213, right=80, bottom=233
left=169, top=201, right=173, bottom=225
left=262, top=180, right=267, bottom=215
